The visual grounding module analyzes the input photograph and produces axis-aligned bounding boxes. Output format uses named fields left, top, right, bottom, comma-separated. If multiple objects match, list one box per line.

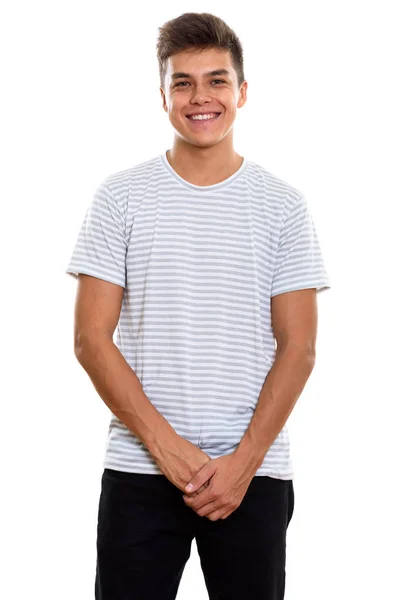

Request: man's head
left=156, top=12, right=247, bottom=150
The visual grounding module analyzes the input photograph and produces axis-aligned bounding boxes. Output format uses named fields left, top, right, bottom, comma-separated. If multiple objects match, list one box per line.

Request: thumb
left=185, top=460, right=216, bottom=493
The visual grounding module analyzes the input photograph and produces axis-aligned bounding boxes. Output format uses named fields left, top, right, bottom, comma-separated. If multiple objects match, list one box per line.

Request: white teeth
left=189, top=113, right=219, bottom=121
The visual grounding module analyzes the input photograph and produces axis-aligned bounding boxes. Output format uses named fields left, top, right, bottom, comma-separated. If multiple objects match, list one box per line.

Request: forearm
left=234, top=345, right=315, bottom=472
left=74, top=334, right=179, bottom=461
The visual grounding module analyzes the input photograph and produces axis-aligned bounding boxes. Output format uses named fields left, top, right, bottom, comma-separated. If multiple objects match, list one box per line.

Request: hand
left=152, top=435, right=213, bottom=495
left=182, top=454, right=254, bottom=521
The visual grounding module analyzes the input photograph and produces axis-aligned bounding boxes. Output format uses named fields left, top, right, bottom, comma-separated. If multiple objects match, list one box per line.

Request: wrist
left=146, top=423, right=180, bottom=461
left=234, top=435, right=266, bottom=473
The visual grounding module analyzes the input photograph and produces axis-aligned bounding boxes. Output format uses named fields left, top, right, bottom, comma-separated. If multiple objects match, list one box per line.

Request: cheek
left=168, top=111, right=182, bottom=125
left=170, top=106, right=186, bottom=121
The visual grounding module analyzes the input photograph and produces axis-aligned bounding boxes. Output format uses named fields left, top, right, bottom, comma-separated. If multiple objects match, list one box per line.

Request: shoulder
left=96, top=154, right=162, bottom=213
left=102, top=155, right=161, bottom=194
left=245, top=159, right=304, bottom=214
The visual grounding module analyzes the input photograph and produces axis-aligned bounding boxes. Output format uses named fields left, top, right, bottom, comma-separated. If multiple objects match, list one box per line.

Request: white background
left=2, top=1, right=399, bottom=598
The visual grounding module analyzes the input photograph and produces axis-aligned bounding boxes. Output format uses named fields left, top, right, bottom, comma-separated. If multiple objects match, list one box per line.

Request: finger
left=198, top=481, right=209, bottom=493
left=196, top=480, right=210, bottom=494
left=220, top=509, right=233, bottom=520
left=194, top=484, right=207, bottom=496
left=197, top=500, right=225, bottom=518
left=191, top=485, right=204, bottom=497
left=184, top=480, right=206, bottom=496
left=184, top=485, right=213, bottom=507
left=185, top=462, right=216, bottom=493
left=186, top=479, right=209, bottom=498
left=206, top=509, right=225, bottom=522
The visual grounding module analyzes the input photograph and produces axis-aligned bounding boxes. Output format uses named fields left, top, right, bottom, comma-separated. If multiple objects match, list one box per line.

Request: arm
left=73, top=273, right=179, bottom=461
left=233, top=288, right=318, bottom=472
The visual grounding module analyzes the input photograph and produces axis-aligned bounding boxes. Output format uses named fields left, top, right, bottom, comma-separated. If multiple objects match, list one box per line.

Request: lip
left=186, top=112, right=221, bottom=126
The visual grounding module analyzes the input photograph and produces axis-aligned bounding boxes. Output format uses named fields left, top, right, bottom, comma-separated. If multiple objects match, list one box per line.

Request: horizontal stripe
left=66, top=151, right=331, bottom=480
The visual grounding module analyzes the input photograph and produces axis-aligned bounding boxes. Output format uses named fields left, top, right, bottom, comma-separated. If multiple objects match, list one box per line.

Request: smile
left=186, top=113, right=221, bottom=125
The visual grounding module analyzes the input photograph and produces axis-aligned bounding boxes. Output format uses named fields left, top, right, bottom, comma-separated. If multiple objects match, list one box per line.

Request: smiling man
left=161, top=47, right=247, bottom=187
left=66, top=11, right=331, bottom=600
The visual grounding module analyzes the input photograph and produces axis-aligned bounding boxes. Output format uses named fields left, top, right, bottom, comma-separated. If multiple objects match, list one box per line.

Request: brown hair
left=156, top=12, right=245, bottom=91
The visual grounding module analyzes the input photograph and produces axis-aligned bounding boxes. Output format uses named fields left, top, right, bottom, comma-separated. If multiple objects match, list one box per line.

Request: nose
left=189, top=84, right=213, bottom=104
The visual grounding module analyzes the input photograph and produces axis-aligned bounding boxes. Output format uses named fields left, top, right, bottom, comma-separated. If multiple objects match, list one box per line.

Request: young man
left=66, top=12, right=330, bottom=600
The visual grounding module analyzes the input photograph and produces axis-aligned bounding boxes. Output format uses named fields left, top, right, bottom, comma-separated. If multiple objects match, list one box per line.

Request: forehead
left=165, top=47, right=234, bottom=79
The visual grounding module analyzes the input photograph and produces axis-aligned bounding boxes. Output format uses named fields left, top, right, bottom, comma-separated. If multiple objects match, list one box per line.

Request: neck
left=166, top=140, right=243, bottom=187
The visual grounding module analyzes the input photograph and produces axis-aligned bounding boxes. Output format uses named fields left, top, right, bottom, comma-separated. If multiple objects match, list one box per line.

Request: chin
left=187, top=138, right=222, bottom=149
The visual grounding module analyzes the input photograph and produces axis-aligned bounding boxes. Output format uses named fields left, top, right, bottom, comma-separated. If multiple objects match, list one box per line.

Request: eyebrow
left=171, top=68, right=231, bottom=81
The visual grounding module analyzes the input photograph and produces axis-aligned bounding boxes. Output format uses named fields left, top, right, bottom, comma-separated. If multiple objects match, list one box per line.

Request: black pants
left=95, top=468, right=294, bottom=599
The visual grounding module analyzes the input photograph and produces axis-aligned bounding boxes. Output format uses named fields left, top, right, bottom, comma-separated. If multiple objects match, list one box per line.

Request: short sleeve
left=65, top=180, right=127, bottom=288
left=271, top=194, right=331, bottom=297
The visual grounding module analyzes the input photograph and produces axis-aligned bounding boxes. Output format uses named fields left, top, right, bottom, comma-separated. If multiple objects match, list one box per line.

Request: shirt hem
left=102, top=460, right=294, bottom=481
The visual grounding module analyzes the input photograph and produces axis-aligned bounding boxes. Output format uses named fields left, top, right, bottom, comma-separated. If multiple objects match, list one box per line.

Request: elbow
left=306, top=350, right=316, bottom=372
left=73, top=328, right=111, bottom=363
left=73, top=330, right=94, bottom=364
left=73, top=328, right=86, bottom=356
left=297, top=349, right=316, bottom=374
left=74, top=338, right=87, bottom=365
left=300, top=342, right=316, bottom=371
left=277, top=341, right=316, bottom=371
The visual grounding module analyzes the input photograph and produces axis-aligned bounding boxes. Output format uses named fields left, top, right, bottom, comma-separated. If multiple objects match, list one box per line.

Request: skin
left=157, top=47, right=319, bottom=522
left=182, top=289, right=317, bottom=521
left=159, top=47, right=248, bottom=187
left=74, top=47, right=319, bottom=524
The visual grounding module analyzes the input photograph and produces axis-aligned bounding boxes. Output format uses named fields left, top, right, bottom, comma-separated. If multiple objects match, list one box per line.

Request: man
left=66, top=12, right=331, bottom=600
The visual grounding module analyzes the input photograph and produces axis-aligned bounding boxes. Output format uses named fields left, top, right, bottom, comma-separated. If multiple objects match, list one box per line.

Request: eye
left=174, top=79, right=226, bottom=88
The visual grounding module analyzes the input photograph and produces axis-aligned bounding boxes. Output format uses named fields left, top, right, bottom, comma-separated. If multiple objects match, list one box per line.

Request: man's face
left=160, top=47, right=247, bottom=149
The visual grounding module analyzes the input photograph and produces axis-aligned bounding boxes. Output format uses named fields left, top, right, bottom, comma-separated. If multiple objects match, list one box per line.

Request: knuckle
left=208, top=513, right=219, bottom=521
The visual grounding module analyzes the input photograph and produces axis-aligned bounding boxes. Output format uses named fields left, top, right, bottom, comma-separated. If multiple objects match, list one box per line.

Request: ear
left=160, top=88, right=168, bottom=113
left=237, top=81, right=248, bottom=109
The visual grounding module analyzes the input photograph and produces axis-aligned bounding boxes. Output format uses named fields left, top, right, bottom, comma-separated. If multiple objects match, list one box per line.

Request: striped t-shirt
left=66, top=151, right=331, bottom=480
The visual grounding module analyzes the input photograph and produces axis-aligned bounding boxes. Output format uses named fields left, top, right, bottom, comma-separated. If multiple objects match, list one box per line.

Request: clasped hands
left=182, top=453, right=254, bottom=521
